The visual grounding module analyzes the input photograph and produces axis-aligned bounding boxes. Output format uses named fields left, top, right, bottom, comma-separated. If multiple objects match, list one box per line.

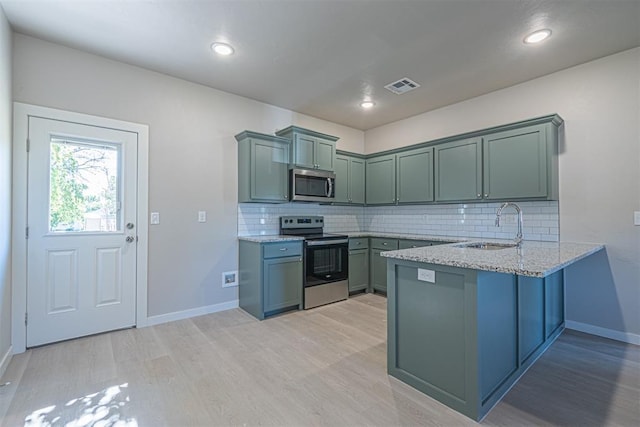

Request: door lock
left=126, top=223, right=135, bottom=229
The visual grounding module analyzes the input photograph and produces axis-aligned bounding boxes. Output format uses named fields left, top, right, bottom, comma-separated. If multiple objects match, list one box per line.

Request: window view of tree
left=49, top=140, right=119, bottom=232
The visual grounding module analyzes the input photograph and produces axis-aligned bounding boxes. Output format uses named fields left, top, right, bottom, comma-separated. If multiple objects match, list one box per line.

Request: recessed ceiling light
left=523, top=29, right=552, bottom=44
left=360, top=101, right=375, bottom=109
left=211, top=42, right=234, bottom=56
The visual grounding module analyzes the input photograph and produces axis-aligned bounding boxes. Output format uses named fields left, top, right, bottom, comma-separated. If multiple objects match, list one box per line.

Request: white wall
left=366, top=48, right=640, bottom=340
left=11, top=34, right=364, bottom=318
left=0, top=5, right=12, bottom=371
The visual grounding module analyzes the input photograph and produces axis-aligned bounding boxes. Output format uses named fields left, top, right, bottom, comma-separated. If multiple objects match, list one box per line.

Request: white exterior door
left=26, top=116, right=138, bottom=347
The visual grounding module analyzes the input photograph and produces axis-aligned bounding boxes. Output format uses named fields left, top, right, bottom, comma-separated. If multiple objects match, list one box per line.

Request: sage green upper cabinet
left=235, top=131, right=290, bottom=203
left=366, top=154, right=397, bottom=205
left=275, top=126, right=338, bottom=171
left=397, top=147, right=434, bottom=203
left=335, top=153, right=365, bottom=204
left=434, top=138, right=483, bottom=202
left=483, top=123, right=556, bottom=200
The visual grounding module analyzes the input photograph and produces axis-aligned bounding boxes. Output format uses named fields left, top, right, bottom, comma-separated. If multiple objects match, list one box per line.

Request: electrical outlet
left=150, top=212, right=160, bottom=225
left=198, top=211, right=207, bottom=223
left=222, top=271, right=238, bottom=288
left=417, top=268, right=435, bottom=283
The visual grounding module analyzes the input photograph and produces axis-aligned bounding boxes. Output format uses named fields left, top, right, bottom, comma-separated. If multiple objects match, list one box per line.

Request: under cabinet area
left=335, top=153, right=366, bottom=204
left=236, top=131, right=290, bottom=203
left=239, top=240, right=303, bottom=320
left=276, top=126, right=338, bottom=172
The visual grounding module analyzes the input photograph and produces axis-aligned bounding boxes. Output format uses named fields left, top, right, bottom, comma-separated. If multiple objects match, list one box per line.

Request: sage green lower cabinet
left=386, top=259, right=565, bottom=421
left=238, top=240, right=303, bottom=320
left=370, top=238, right=399, bottom=293
left=348, top=239, right=369, bottom=293
left=235, top=131, right=290, bottom=203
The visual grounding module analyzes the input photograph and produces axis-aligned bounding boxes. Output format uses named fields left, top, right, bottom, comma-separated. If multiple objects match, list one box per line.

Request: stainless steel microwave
left=290, top=168, right=335, bottom=202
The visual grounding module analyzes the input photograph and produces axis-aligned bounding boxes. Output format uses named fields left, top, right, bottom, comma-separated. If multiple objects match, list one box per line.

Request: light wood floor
left=1, top=293, right=638, bottom=426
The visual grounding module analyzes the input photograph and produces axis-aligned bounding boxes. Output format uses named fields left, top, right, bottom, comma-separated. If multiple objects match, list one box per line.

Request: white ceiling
left=1, top=0, right=639, bottom=130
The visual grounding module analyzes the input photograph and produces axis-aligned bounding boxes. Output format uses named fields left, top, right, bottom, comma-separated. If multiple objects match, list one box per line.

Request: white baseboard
left=145, top=300, right=239, bottom=327
left=0, top=345, right=13, bottom=379
left=565, top=321, right=640, bottom=345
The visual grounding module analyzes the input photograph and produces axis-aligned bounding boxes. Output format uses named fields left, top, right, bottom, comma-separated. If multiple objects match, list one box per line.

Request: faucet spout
left=495, top=202, right=523, bottom=246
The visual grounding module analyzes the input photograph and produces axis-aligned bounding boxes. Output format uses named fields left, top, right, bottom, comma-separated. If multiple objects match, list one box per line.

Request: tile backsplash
left=238, top=201, right=559, bottom=242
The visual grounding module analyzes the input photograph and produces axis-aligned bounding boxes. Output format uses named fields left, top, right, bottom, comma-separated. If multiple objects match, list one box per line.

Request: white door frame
left=11, top=102, right=150, bottom=353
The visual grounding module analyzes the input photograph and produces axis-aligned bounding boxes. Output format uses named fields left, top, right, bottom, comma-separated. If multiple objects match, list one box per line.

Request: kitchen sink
left=455, top=242, right=518, bottom=250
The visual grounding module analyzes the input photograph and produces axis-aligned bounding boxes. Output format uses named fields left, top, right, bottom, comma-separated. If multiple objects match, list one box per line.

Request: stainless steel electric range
left=280, top=216, right=348, bottom=309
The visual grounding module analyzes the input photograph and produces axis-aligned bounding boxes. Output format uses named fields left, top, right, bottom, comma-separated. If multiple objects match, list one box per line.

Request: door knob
left=126, top=236, right=135, bottom=243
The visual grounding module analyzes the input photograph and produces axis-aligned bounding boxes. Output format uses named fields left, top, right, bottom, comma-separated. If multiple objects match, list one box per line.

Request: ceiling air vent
left=384, top=77, right=421, bottom=95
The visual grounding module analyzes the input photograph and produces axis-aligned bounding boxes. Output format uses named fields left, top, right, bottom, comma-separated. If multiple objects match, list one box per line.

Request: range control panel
left=280, top=216, right=324, bottom=229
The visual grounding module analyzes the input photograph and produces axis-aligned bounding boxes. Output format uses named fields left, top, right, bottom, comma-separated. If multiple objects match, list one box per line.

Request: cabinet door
left=350, top=157, right=366, bottom=204
left=348, top=249, right=369, bottom=292
left=483, top=124, right=548, bottom=200
left=334, top=155, right=350, bottom=203
left=366, top=154, right=396, bottom=204
left=293, top=134, right=316, bottom=169
left=263, top=256, right=302, bottom=312
left=434, top=138, right=482, bottom=202
left=251, top=139, right=289, bottom=202
left=397, top=147, right=434, bottom=203
left=315, top=138, right=336, bottom=171
left=370, top=249, right=388, bottom=292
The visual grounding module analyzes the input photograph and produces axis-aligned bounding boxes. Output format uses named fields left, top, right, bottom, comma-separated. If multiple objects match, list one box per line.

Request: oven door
left=304, top=240, right=348, bottom=287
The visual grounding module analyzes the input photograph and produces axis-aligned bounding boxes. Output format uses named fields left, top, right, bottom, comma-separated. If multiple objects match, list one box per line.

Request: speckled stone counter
left=237, top=235, right=304, bottom=243
left=381, top=240, right=604, bottom=277
left=345, top=231, right=465, bottom=243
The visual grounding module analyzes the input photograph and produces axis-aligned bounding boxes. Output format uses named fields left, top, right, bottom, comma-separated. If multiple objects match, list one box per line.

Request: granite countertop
left=381, top=240, right=604, bottom=278
left=238, top=235, right=304, bottom=243
left=345, top=232, right=465, bottom=243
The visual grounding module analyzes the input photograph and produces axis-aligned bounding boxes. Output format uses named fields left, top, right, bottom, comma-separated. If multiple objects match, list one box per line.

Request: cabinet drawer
left=263, top=241, right=303, bottom=259
left=370, top=237, right=399, bottom=250
left=349, top=237, right=369, bottom=250
left=398, top=239, right=433, bottom=250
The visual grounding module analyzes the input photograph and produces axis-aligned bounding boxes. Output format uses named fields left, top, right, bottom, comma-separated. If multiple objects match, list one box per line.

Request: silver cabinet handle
left=126, top=236, right=135, bottom=243
left=279, top=247, right=288, bottom=251
left=484, top=194, right=488, bottom=198
left=477, top=194, right=481, bottom=198
left=382, top=242, right=388, bottom=246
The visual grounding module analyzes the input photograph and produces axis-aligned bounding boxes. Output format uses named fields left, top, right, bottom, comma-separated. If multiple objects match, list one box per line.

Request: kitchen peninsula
left=382, top=240, right=604, bottom=421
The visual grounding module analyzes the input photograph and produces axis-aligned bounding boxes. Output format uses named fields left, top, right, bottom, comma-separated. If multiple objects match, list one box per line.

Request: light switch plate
left=634, top=211, right=640, bottom=226
left=198, top=211, right=207, bottom=223
left=150, top=212, right=160, bottom=225
left=418, top=268, right=435, bottom=283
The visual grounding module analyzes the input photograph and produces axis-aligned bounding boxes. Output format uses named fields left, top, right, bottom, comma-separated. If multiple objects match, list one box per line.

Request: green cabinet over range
left=276, top=126, right=338, bottom=171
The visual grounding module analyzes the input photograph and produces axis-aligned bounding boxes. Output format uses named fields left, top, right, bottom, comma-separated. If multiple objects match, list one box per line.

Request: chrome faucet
left=495, top=202, right=524, bottom=246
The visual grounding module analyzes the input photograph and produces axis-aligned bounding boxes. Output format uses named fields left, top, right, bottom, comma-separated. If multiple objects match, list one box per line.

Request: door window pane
left=49, top=138, right=121, bottom=232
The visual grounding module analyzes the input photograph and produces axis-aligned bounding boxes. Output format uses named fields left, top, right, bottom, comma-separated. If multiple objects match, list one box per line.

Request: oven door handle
left=306, top=239, right=349, bottom=246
